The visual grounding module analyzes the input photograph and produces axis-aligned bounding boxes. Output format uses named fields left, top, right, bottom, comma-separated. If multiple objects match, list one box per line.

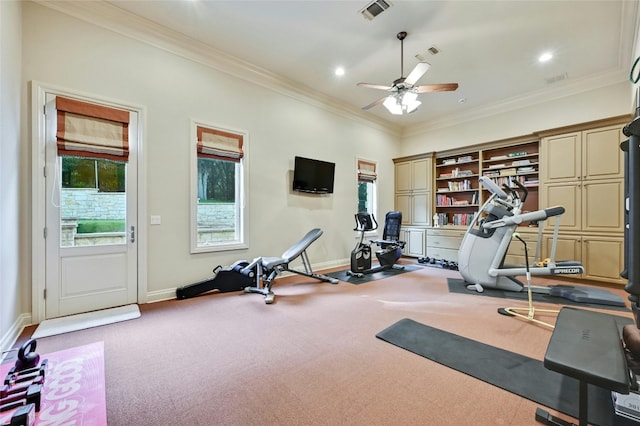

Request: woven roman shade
left=357, top=159, right=377, bottom=182
left=196, top=126, right=244, bottom=162
left=56, top=97, right=130, bottom=162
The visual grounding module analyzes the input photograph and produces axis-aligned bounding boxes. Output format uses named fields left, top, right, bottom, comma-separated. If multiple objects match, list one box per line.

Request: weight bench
left=537, top=307, right=632, bottom=426
left=244, top=228, right=339, bottom=304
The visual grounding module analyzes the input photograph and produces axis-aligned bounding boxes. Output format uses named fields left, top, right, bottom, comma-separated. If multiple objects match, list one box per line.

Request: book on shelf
left=499, top=168, right=517, bottom=176
left=437, top=213, right=449, bottom=226
left=516, top=166, right=536, bottom=174
left=457, top=155, right=473, bottom=163
left=442, top=159, right=457, bottom=165
left=439, top=173, right=453, bottom=178
left=471, top=192, right=479, bottom=204
left=452, top=213, right=475, bottom=226
left=490, top=155, right=508, bottom=161
left=511, top=159, right=531, bottom=166
left=483, top=171, right=500, bottom=177
left=448, top=179, right=472, bottom=191
left=507, top=151, right=527, bottom=157
left=488, top=163, right=506, bottom=169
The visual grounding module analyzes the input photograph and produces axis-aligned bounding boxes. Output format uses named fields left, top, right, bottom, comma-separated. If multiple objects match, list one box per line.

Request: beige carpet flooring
left=6, top=262, right=634, bottom=425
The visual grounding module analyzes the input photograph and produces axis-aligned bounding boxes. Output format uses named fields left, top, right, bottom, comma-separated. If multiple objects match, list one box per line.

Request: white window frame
left=190, top=119, right=249, bottom=253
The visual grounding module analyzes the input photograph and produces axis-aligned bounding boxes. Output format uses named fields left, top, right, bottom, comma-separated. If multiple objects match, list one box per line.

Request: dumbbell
left=0, top=376, right=43, bottom=399
left=1, top=403, right=35, bottom=426
left=0, top=384, right=42, bottom=413
left=4, top=361, right=47, bottom=386
left=13, top=341, right=39, bottom=372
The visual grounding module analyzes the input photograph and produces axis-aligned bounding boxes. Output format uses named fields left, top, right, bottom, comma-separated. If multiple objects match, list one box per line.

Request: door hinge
left=43, top=166, right=46, bottom=178
left=43, top=105, right=46, bottom=115
left=43, top=289, right=46, bottom=300
left=43, top=227, right=47, bottom=239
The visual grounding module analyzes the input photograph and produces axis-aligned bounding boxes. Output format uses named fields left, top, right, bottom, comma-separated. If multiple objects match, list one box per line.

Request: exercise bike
left=347, top=211, right=405, bottom=278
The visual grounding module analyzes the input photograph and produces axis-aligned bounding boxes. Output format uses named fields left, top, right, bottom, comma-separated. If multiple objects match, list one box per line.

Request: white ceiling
left=104, top=0, right=638, bottom=130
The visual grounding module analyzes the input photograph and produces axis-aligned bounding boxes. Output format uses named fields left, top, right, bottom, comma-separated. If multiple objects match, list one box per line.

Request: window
left=191, top=121, right=247, bottom=253
left=357, top=159, right=377, bottom=214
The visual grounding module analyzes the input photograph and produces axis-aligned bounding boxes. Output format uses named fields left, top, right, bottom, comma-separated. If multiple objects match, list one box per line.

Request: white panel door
left=44, top=94, right=138, bottom=319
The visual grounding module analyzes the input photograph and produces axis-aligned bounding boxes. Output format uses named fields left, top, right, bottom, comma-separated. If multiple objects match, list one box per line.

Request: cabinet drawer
left=426, top=247, right=459, bottom=262
left=428, top=236, right=462, bottom=250
left=427, top=228, right=466, bottom=238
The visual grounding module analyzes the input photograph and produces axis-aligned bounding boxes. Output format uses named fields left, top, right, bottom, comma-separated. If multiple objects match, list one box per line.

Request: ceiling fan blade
left=362, top=96, right=388, bottom=110
left=357, top=82, right=393, bottom=91
left=414, top=83, right=459, bottom=93
left=404, top=62, right=430, bottom=86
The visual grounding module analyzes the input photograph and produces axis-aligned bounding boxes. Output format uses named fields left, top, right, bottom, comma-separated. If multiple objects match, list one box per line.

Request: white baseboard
left=0, top=313, right=32, bottom=363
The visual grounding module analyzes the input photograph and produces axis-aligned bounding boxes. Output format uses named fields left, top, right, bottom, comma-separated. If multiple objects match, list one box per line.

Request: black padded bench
left=537, top=307, right=631, bottom=426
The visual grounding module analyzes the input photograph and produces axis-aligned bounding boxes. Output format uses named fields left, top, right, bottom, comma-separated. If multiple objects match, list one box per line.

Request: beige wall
left=0, top=1, right=25, bottom=353
left=20, top=3, right=400, bottom=304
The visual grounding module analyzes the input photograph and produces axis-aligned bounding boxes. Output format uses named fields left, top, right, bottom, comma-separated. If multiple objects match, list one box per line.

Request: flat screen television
left=292, top=156, right=335, bottom=194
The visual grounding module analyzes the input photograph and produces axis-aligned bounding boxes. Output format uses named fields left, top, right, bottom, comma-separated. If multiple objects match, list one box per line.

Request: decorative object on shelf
left=433, top=213, right=439, bottom=228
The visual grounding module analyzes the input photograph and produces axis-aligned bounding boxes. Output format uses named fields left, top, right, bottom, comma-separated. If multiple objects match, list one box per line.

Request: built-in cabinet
left=393, top=115, right=631, bottom=285
left=394, top=154, right=433, bottom=257
left=394, top=154, right=433, bottom=227
left=539, top=120, right=627, bottom=284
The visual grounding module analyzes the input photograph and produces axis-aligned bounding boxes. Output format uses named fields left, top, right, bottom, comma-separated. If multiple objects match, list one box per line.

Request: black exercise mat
left=376, top=317, right=635, bottom=426
left=326, top=264, right=422, bottom=284
left=447, top=277, right=629, bottom=312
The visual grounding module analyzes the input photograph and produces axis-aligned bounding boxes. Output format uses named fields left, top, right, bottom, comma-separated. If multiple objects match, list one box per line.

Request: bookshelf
left=480, top=140, right=539, bottom=215
left=434, top=151, right=480, bottom=226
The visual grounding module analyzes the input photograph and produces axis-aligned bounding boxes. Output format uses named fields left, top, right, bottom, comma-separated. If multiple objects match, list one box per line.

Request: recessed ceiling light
left=539, top=52, right=553, bottom=63
left=335, top=67, right=345, bottom=76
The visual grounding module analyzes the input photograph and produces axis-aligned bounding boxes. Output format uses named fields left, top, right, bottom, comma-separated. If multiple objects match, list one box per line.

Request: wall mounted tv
left=292, top=156, right=335, bottom=194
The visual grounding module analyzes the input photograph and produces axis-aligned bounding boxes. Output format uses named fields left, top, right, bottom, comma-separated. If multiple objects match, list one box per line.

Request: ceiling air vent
left=360, top=0, right=393, bottom=20
left=545, top=72, right=569, bottom=84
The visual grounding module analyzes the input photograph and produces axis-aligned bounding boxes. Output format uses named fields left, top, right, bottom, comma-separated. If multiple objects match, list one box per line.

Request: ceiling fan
left=358, top=31, right=459, bottom=115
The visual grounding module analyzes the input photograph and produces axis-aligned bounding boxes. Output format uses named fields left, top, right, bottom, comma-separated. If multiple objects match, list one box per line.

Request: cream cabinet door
left=395, top=162, right=412, bottom=192
left=582, top=126, right=624, bottom=180
left=406, top=229, right=426, bottom=257
left=582, top=179, right=624, bottom=233
left=541, top=132, right=581, bottom=183
left=411, top=158, right=432, bottom=192
left=543, top=234, right=582, bottom=266
left=411, top=192, right=431, bottom=226
left=582, top=236, right=624, bottom=284
left=395, top=194, right=412, bottom=225
left=541, top=182, right=581, bottom=232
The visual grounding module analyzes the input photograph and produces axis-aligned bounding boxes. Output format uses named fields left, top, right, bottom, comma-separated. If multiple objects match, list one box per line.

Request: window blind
left=56, top=96, right=130, bottom=162
left=196, top=126, right=244, bottom=162
left=357, top=159, right=377, bottom=182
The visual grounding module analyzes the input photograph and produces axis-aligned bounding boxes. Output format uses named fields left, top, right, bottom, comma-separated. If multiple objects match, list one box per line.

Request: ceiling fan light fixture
left=404, top=98, right=421, bottom=114
left=383, top=91, right=421, bottom=115
left=383, top=95, right=403, bottom=115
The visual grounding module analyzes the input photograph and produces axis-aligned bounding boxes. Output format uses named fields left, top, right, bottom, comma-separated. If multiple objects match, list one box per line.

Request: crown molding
left=32, top=0, right=403, bottom=138
left=403, top=68, right=629, bottom=138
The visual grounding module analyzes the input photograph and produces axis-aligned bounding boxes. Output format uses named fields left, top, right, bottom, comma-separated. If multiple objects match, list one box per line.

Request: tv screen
left=293, top=156, right=335, bottom=194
